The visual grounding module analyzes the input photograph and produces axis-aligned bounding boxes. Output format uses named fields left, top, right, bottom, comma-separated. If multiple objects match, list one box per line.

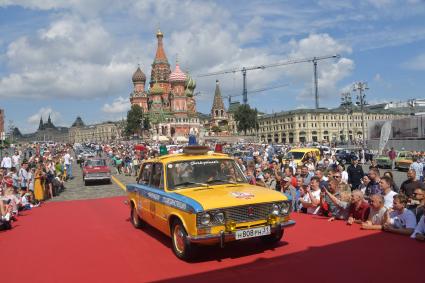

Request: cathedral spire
left=150, top=29, right=171, bottom=86
left=153, top=28, right=168, bottom=64
left=212, top=80, right=225, bottom=111
left=38, top=116, right=44, bottom=130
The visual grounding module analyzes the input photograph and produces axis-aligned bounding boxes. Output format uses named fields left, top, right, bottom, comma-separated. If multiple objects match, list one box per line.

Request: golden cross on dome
left=156, top=23, right=163, bottom=36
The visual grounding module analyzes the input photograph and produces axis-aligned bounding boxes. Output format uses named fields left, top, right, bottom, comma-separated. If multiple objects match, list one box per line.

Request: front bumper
left=376, top=160, right=390, bottom=167
left=188, top=220, right=296, bottom=245
left=84, top=176, right=111, bottom=181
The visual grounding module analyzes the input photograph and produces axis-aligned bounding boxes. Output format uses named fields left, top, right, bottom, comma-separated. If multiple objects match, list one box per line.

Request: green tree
left=211, top=125, right=221, bottom=133
left=125, top=105, right=144, bottom=136
left=234, top=104, right=258, bottom=135
left=143, top=116, right=150, bottom=131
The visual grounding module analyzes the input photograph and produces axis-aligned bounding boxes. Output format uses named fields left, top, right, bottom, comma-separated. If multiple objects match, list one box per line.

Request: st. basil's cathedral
left=129, top=30, right=200, bottom=142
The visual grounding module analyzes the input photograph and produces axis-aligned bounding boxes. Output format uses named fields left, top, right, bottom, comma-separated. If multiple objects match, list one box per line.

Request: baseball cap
left=4, top=177, right=13, bottom=187
left=283, top=176, right=291, bottom=182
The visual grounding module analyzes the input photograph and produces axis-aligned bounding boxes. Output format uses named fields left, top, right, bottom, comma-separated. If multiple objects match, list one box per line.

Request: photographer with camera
left=320, top=180, right=351, bottom=221
left=299, top=176, right=321, bottom=214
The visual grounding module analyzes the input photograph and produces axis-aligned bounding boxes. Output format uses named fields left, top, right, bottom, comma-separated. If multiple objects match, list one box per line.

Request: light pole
left=341, top=92, right=352, bottom=145
left=353, top=82, right=368, bottom=160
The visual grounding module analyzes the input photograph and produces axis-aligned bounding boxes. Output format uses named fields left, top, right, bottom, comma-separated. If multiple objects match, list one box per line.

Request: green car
left=375, top=151, right=411, bottom=169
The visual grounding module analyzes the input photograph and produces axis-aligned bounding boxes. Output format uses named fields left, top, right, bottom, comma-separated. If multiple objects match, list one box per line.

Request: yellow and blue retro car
left=127, top=146, right=295, bottom=260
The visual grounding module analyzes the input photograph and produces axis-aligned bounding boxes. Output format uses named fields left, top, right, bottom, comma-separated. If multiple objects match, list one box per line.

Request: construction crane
left=197, top=54, right=340, bottom=108
left=222, top=83, right=289, bottom=105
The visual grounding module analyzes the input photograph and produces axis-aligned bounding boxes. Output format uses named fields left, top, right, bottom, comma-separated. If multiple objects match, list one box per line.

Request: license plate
left=235, top=226, right=271, bottom=240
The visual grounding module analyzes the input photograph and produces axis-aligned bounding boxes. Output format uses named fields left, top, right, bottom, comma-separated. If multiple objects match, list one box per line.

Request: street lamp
left=353, top=82, right=368, bottom=161
left=341, top=92, right=352, bottom=145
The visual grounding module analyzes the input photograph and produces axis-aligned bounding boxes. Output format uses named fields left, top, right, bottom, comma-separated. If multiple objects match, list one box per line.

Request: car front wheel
left=171, top=219, right=194, bottom=260
left=131, top=203, right=142, bottom=228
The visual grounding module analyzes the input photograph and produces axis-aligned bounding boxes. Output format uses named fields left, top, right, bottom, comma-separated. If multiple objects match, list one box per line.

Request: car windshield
left=166, top=159, right=247, bottom=190
left=86, top=159, right=106, bottom=167
left=285, top=151, right=305, bottom=160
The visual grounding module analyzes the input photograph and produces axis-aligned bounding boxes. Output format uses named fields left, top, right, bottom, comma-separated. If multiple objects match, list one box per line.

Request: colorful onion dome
left=132, top=67, right=146, bottom=83
left=169, top=64, right=187, bottom=83
left=185, top=74, right=196, bottom=89
left=150, top=82, right=163, bottom=95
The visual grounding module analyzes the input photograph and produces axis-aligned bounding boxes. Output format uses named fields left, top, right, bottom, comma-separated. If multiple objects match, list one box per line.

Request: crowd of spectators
left=98, top=140, right=425, bottom=242
left=0, top=143, right=72, bottom=230
left=3, top=140, right=425, bottom=242
left=221, top=143, right=425, bottom=241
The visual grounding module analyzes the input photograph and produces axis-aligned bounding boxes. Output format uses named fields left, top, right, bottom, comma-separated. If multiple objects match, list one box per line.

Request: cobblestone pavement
left=51, top=161, right=133, bottom=202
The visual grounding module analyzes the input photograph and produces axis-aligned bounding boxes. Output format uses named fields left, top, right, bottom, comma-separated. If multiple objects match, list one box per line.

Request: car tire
left=130, top=203, right=142, bottom=229
left=84, top=179, right=88, bottom=186
left=261, top=228, right=284, bottom=244
left=171, top=219, right=195, bottom=261
left=341, top=159, right=346, bottom=165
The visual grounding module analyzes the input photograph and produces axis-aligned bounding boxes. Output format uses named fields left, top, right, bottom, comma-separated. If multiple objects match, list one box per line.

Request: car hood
left=375, top=156, right=389, bottom=160
left=175, top=184, right=286, bottom=210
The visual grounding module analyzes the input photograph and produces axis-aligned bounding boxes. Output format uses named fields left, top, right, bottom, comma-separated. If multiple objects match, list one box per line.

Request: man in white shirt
left=64, top=150, right=73, bottom=180
left=409, top=158, right=424, bottom=181
left=299, top=176, right=321, bottom=214
left=380, top=176, right=397, bottom=209
left=1, top=152, right=12, bottom=172
left=11, top=152, right=20, bottom=170
left=383, top=194, right=417, bottom=236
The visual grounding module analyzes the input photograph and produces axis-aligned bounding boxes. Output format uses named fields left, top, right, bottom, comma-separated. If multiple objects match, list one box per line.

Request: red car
left=82, top=158, right=111, bottom=185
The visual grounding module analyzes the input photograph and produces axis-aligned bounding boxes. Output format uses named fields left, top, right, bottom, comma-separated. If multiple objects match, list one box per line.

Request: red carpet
left=1, top=196, right=422, bottom=283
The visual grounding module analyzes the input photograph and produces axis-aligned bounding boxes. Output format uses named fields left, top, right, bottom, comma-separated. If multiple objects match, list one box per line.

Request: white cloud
left=102, top=96, right=131, bottom=113
left=402, top=53, right=425, bottom=70
left=0, top=15, right=145, bottom=100
left=0, top=0, right=126, bottom=16
left=27, top=107, right=62, bottom=125
left=281, top=34, right=354, bottom=102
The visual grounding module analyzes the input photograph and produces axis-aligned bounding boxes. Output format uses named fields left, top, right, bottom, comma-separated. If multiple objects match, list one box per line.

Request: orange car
left=395, top=152, right=414, bottom=171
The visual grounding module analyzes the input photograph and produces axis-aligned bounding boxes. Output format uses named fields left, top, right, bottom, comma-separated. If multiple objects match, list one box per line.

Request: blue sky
left=0, top=0, right=424, bottom=133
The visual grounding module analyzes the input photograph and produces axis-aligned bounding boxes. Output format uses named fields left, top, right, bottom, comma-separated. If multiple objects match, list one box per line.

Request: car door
left=148, top=163, right=168, bottom=233
left=137, top=162, right=153, bottom=224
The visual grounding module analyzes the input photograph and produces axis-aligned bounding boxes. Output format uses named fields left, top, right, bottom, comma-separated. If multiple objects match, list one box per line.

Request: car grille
left=197, top=203, right=274, bottom=227
left=225, top=203, right=273, bottom=223
left=87, top=173, right=108, bottom=177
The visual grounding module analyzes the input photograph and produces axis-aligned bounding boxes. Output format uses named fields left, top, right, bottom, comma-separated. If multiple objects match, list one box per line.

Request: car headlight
left=271, top=204, right=280, bottom=216
left=200, top=213, right=211, bottom=225
left=214, top=212, right=225, bottom=224
left=280, top=202, right=290, bottom=215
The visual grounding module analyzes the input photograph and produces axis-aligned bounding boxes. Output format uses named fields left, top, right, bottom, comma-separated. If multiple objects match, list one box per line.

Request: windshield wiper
left=206, top=179, right=237, bottom=184
left=174, top=181, right=208, bottom=188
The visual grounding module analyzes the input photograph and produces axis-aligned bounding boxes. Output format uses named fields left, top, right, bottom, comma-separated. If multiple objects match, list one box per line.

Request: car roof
left=289, top=148, right=320, bottom=152
left=142, top=152, right=233, bottom=164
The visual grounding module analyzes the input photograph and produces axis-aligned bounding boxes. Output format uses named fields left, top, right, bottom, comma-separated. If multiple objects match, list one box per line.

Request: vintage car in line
left=375, top=151, right=411, bottom=169
left=395, top=152, right=414, bottom=171
left=126, top=146, right=295, bottom=260
left=82, top=158, right=111, bottom=185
